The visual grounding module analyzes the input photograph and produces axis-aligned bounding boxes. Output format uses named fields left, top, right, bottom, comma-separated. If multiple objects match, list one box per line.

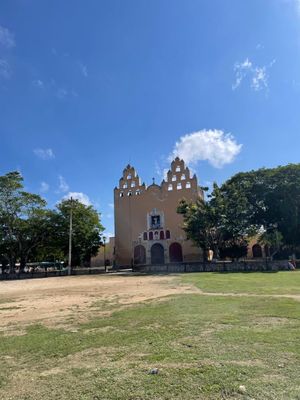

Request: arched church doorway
left=151, top=243, right=165, bottom=265
left=134, top=245, right=146, bottom=265
left=169, top=242, right=183, bottom=262
left=252, top=244, right=263, bottom=258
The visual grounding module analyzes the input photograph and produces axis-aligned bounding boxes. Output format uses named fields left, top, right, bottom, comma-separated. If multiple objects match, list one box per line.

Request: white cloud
left=0, top=59, right=11, bottom=79
left=32, top=79, right=78, bottom=98
left=40, top=181, right=49, bottom=193
left=251, top=67, right=267, bottom=91
left=56, top=88, right=68, bottom=99
left=56, top=87, right=78, bottom=99
left=108, top=203, right=114, bottom=209
left=0, top=26, right=15, bottom=80
left=162, top=168, right=169, bottom=180
left=33, top=148, right=55, bottom=160
left=103, top=231, right=114, bottom=239
left=32, top=79, right=44, bottom=89
left=79, top=62, right=88, bottom=78
left=232, top=58, right=275, bottom=92
left=63, top=192, right=91, bottom=206
left=154, top=161, right=161, bottom=176
left=58, top=175, right=69, bottom=193
left=294, top=0, right=300, bottom=14
left=232, top=58, right=252, bottom=90
left=51, top=48, right=69, bottom=57
left=0, top=25, right=15, bottom=48
left=281, top=0, right=300, bottom=16
left=154, top=161, right=168, bottom=181
left=169, top=129, right=242, bottom=169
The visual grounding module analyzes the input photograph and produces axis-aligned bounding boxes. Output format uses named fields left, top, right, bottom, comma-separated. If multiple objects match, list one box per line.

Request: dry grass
left=0, top=272, right=299, bottom=399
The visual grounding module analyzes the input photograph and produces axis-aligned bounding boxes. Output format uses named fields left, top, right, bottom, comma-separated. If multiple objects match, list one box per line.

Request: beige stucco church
left=91, top=157, right=268, bottom=268
left=113, top=157, right=203, bottom=266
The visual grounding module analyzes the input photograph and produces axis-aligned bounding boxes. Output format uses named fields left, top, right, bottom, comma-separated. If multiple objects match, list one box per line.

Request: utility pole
left=68, top=197, right=73, bottom=276
left=103, top=236, right=107, bottom=272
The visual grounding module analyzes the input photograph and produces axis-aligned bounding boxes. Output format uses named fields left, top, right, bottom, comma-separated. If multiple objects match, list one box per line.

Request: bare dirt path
left=0, top=274, right=198, bottom=332
left=197, top=291, right=300, bottom=301
left=1, top=273, right=299, bottom=334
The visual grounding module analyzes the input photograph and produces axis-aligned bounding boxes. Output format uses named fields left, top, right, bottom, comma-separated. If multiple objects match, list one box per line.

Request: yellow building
left=114, top=157, right=203, bottom=266
left=90, top=237, right=115, bottom=267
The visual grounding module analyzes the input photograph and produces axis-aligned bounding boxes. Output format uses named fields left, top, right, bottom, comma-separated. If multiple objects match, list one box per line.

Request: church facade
left=114, top=157, right=203, bottom=266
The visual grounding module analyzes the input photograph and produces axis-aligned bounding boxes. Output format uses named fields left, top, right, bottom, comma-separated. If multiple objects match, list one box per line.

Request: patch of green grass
left=182, top=270, right=300, bottom=295
left=0, top=289, right=300, bottom=399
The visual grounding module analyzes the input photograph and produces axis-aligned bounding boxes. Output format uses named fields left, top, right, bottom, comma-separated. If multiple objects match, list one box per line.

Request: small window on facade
left=127, top=174, right=132, bottom=179
left=131, top=181, right=136, bottom=187
left=149, top=231, right=153, bottom=240
left=186, top=182, right=191, bottom=188
left=177, top=183, right=182, bottom=190
left=172, top=175, right=176, bottom=181
left=166, top=230, right=171, bottom=239
left=168, top=184, right=173, bottom=191
left=176, top=166, right=180, bottom=172
left=120, top=192, right=124, bottom=197
left=181, top=174, right=186, bottom=180
left=136, top=189, right=141, bottom=195
left=143, top=232, right=147, bottom=241
left=123, top=183, right=128, bottom=189
left=154, top=231, right=159, bottom=240
left=128, top=191, right=132, bottom=196
left=160, top=231, right=164, bottom=240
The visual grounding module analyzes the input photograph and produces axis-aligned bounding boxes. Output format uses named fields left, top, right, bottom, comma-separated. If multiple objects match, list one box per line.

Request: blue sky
left=1, top=0, right=300, bottom=236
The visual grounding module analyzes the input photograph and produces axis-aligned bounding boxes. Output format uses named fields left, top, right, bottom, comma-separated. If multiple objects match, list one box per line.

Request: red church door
left=169, top=242, right=183, bottom=263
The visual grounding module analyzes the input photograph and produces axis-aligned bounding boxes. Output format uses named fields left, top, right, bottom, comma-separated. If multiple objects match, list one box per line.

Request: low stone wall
left=0, top=267, right=106, bottom=281
left=133, top=260, right=292, bottom=273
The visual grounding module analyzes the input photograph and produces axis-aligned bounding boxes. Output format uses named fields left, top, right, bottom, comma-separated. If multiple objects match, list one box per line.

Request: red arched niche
left=169, top=242, right=183, bottom=263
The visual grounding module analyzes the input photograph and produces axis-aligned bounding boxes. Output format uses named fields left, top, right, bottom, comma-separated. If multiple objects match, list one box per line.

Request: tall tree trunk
left=9, top=253, right=15, bottom=272
left=20, top=256, right=26, bottom=271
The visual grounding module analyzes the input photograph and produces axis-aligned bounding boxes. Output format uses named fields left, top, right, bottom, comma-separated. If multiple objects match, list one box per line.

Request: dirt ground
left=1, top=273, right=300, bottom=400
left=0, top=274, right=198, bottom=332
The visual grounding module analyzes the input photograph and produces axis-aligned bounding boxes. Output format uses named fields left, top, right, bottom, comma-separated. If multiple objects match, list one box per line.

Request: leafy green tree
left=209, top=181, right=258, bottom=260
left=178, top=163, right=300, bottom=260
left=178, top=188, right=254, bottom=261
left=0, top=172, right=105, bottom=270
left=221, top=164, right=300, bottom=252
left=19, top=209, right=63, bottom=265
left=54, top=199, right=104, bottom=267
left=177, top=197, right=222, bottom=260
left=0, top=171, right=46, bottom=269
left=29, top=210, right=65, bottom=263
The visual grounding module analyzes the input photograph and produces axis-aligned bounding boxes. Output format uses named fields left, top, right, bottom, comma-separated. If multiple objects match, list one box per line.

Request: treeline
left=178, top=164, right=300, bottom=260
left=0, top=171, right=104, bottom=270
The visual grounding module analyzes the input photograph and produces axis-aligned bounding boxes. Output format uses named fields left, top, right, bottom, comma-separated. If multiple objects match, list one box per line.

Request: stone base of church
left=133, top=260, right=291, bottom=273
